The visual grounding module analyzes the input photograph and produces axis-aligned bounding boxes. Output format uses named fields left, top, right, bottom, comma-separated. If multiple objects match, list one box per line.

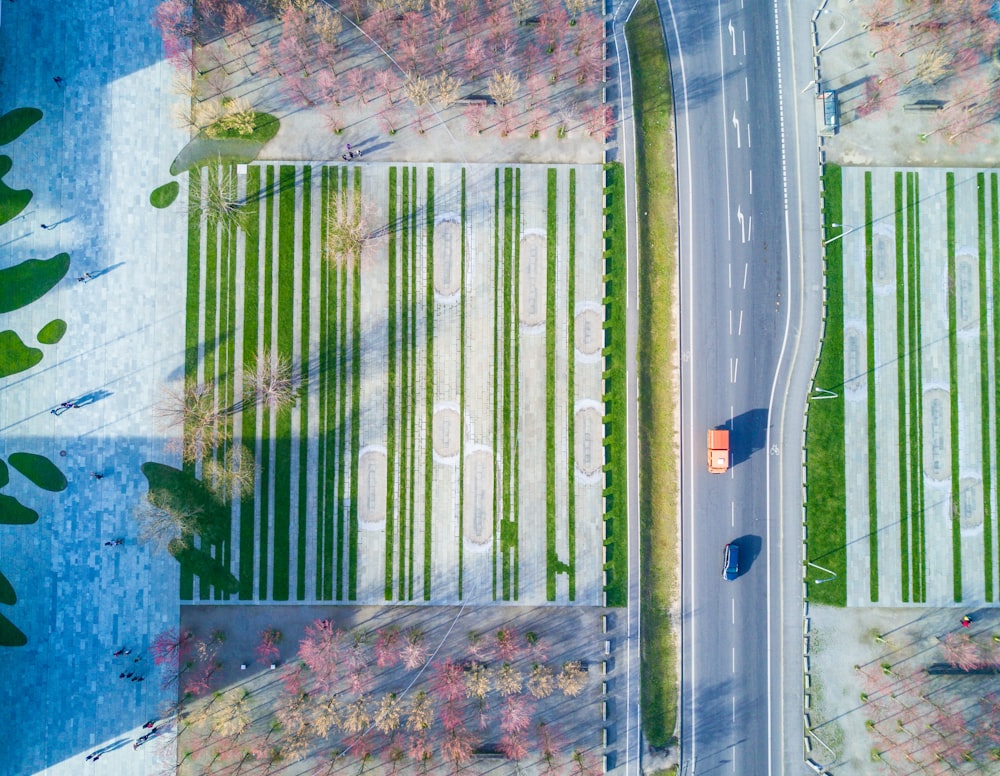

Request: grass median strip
left=865, top=171, right=878, bottom=602
left=385, top=166, right=398, bottom=600
left=894, top=172, right=910, bottom=602
left=627, top=0, right=679, bottom=744
left=546, top=167, right=558, bottom=602
left=297, top=166, right=311, bottom=601
left=567, top=167, right=577, bottom=601
left=906, top=172, right=926, bottom=602
left=348, top=165, right=362, bottom=599
left=239, top=166, right=260, bottom=600
left=424, top=166, right=435, bottom=601
left=978, top=173, right=993, bottom=601
left=946, top=172, right=962, bottom=601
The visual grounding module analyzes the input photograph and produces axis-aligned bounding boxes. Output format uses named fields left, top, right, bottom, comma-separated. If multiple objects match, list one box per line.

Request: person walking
left=53, top=76, right=65, bottom=87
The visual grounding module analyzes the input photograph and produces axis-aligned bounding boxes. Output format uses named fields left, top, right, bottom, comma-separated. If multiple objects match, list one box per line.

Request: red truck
left=707, top=429, right=730, bottom=474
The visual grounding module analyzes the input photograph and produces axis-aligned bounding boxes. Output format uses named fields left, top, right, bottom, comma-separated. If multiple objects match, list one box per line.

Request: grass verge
left=805, top=163, right=847, bottom=607
left=864, top=171, right=878, bottom=602
left=627, top=0, right=679, bottom=745
left=946, top=172, right=962, bottom=601
left=546, top=167, right=558, bottom=602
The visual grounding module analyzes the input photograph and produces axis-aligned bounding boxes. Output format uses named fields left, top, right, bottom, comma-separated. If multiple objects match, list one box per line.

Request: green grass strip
left=602, top=163, right=629, bottom=608
left=946, top=172, right=962, bottom=601
left=238, top=167, right=261, bottom=600
left=258, top=164, right=276, bottom=601
left=907, top=172, right=926, bottom=602
left=864, top=171, right=878, bottom=602
left=316, top=166, right=329, bottom=599
left=568, top=167, right=577, bottom=601
left=409, top=167, right=419, bottom=600
left=385, top=167, right=398, bottom=600
left=546, top=168, right=558, bottom=602
left=181, top=169, right=203, bottom=601
left=335, top=168, right=349, bottom=600
left=297, top=166, right=311, bottom=601
left=424, top=167, right=435, bottom=601
left=977, top=172, right=993, bottom=601
left=201, top=174, right=219, bottom=602
left=805, top=164, right=847, bottom=606
left=493, top=168, right=501, bottom=601
left=503, top=167, right=515, bottom=600
left=348, top=166, right=362, bottom=599
left=992, top=173, right=1000, bottom=601
left=400, top=167, right=412, bottom=600
left=513, top=167, right=522, bottom=600
left=894, top=172, right=910, bottom=602
left=217, top=177, right=238, bottom=600
left=270, top=164, right=297, bottom=601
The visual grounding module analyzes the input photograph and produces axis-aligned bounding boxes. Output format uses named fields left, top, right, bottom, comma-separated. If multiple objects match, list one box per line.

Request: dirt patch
left=434, top=219, right=462, bottom=298
left=575, top=405, right=604, bottom=477
left=575, top=306, right=604, bottom=356
left=520, top=233, right=547, bottom=327
left=432, top=405, right=460, bottom=458
left=463, top=448, right=494, bottom=546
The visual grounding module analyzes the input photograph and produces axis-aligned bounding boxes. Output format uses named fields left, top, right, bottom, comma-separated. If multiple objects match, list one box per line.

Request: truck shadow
left=729, top=407, right=768, bottom=467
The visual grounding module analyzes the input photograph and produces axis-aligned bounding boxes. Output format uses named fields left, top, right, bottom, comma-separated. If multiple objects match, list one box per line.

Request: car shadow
left=731, top=534, right=763, bottom=577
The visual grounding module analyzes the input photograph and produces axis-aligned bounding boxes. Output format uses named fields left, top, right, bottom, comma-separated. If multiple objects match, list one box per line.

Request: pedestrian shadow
left=69, top=389, right=113, bottom=409
left=86, top=261, right=125, bottom=281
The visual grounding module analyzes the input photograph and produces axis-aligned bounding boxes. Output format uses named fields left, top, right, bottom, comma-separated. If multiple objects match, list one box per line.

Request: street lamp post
left=815, top=9, right=847, bottom=54
left=823, top=222, right=859, bottom=245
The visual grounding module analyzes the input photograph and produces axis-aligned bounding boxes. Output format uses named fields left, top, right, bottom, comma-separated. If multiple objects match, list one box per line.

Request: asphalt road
left=659, top=0, right=817, bottom=772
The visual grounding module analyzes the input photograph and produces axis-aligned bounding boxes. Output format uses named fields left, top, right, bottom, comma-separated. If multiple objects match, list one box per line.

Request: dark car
left=723, top=543, right=739, bottom=581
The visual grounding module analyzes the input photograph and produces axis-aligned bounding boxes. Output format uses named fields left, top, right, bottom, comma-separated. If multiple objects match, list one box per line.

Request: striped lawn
left=179, top=163, right=602, bottom=603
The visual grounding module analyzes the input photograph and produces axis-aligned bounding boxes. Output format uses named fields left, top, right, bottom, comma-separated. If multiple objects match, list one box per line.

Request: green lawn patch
left=169, top=113, right=280, bottom=175
left=168, top=537, right=239, bottom=594
left=0, top=493, right=38, bottom=525
left=0, top=330, right=42, bottom=378
left=0, top=458, right=8, bottom=488
left=36, top=319, right=66, bottom=345
left=141, top=462, right=229, bottom=544
left=0, top=253, right=70, bottom=314
left=805, top=163, right=847, bottom=607
left=7, top=452, right=66, bottom=492
left=0, top=570, right=15, bottom=605
left=0, top=155, right=31, bottom=226
left=0, top=612, right=28, bottom=647
left=0, top=107, right=43, bottom=145
left=150, top=181, right=180, bottom=209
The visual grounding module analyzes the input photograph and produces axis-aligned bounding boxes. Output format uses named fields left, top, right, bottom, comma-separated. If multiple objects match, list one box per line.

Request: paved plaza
left=840, top=167, right=1000, bottom=606
left=0, top=1, right=620, bottom=773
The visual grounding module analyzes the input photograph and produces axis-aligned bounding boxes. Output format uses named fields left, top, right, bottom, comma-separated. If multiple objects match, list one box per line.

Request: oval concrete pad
left=575, top=308, right=603, bottom=356
left=463, top=449, right=494, bottom=545
left=358, top=449, right=387, bottom=526
left=923, top=389, right=950, bottom=483
left=520, top=233, right=546, bottom=326
left=575, top=407, right=604, bottom=476
left=434, top=220, right=462, bottom=297
left=956, top=255, right=977, bottom=331
left=959, top=477, right=983, bottom=530
left=433, top=407, right=460, bottom=458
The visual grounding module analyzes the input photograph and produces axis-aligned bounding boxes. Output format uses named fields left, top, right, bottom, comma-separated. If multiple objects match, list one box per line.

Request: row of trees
left=851, top=630, right=1000, bottom=772
left=151, top=622, right=599, bottom=773
left=853, top=0, right=1000, bottom=146
left=153, top=0, right=615, bottom=142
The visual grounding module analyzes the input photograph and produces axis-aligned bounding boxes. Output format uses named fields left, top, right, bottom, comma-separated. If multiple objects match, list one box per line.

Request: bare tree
left=557, top=661, right=588, bottom=696
left=205, top=96, right=257, bottom=138
left=133, top=498, right=202, bottom=551
left=202, top=443, right=257, bottom=500
left=487, top=69, right=520, bottom=106
left=156, top=380, right=231, bottom=462
left=432, top=71, right=462, bottom=107
left=324, top=190, right=375, bottom=267
left=403, top=72, right=433, bottom=106
left=192, top=163, right=247, bottom=231
left=243, top=348, right=298, bottom=411
left=914, top=46, right=952, bottom=85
